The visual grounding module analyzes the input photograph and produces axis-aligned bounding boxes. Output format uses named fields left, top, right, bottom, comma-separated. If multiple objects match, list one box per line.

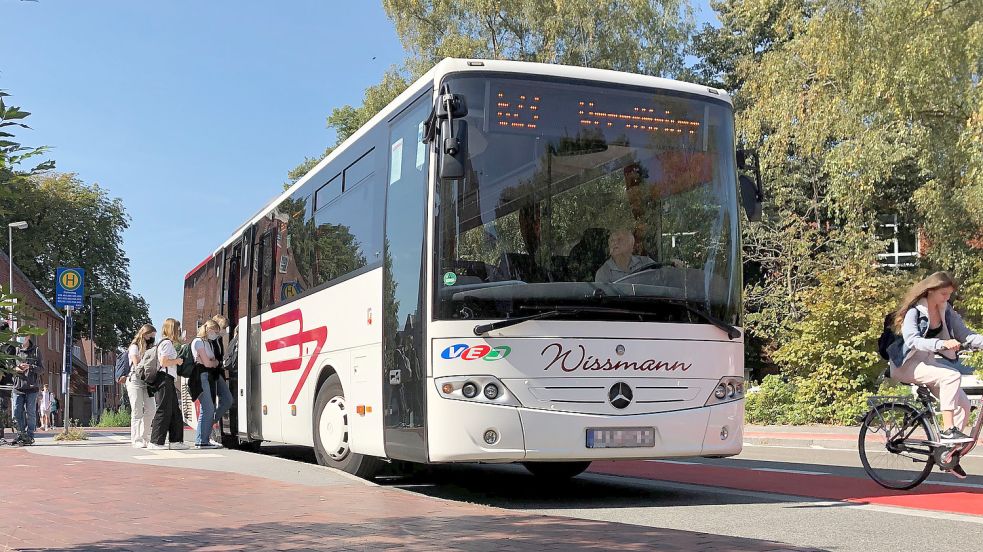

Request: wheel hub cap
left=319, top=396, right=349, bottom=461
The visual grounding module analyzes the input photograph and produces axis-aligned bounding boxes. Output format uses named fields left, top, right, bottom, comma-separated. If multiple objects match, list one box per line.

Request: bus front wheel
left=313, top=374, right=383, bottom=479
left=522, top=461, right=592, bottom=480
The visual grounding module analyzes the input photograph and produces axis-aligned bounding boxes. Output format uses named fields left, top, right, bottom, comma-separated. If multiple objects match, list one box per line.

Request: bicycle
left=859, top=353, right=982, bottom=490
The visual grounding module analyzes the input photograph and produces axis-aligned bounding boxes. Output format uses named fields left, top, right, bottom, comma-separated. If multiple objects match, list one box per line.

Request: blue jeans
left=12, top=390, right=38, bottom=440
left=195, top=372, right=233, bottom=445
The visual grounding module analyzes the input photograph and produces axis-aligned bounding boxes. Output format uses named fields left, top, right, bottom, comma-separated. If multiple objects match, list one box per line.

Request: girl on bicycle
left=889, top=272, right=983, bottom=458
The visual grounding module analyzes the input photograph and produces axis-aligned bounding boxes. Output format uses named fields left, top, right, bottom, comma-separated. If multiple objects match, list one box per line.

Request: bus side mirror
left=737, top=149, right=764, bottom=222
left=439, top=119, right=468, bottom=180
left=740, top=174, right=763, bottom=222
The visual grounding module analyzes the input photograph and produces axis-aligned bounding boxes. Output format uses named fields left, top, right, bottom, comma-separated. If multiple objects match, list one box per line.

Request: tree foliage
left=383, top=0, right=693, bottom=77
left=0, top=90, right=52, bottom=357
left=0, top=173, right=150, bottom=349
left=706, top=0, right=983, bottom=421
left=286, top=0, right=695, bottom=186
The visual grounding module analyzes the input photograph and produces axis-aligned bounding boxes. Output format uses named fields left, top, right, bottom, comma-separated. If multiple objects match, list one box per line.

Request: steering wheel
left=612, top=261, right=669, bottom=284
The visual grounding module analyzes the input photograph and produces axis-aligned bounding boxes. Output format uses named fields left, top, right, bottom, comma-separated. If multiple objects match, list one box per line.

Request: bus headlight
left=435, top=376, right=521, bottom=406
left=706, top=376, right=745, bottom=406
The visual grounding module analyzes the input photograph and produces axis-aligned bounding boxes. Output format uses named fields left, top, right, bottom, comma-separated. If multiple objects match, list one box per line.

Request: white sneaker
left=208, top=439, right=224, bottom=448
left=168, top=442, right=190, bottom=450
left=147, top=443, right=168, bottom=450
left=131, top=441, right=146, bottom=449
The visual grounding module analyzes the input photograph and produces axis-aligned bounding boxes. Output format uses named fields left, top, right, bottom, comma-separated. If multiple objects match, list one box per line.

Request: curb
left=743, top=435, right=856, bottom=450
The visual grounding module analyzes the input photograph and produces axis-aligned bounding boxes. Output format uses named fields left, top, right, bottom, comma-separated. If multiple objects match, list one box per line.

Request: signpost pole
left=55, top=267, right=84, bottom=430
left=63, top=306, right=73, bottom=431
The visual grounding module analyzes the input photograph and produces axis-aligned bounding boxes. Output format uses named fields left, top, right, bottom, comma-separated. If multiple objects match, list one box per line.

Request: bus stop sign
left=55, top=267, right=85, bottom=309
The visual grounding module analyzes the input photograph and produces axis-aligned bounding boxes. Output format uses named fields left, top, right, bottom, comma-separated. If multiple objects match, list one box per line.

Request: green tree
left=0, top=89, right=53, bottom=356
left=0, top=173, right=150, bottom=349
left=699, top=0, right=983, bottom=422
left=383, top=0, right=693, bottom=77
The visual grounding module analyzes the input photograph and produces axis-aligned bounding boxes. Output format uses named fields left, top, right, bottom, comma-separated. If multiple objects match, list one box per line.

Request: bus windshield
left=433, top=75, right=741, bottom=326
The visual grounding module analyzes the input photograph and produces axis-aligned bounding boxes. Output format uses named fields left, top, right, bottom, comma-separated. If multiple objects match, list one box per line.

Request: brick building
left=183, top=254, right=224, bottom=334
left=0, top=251, right=93, bottom=425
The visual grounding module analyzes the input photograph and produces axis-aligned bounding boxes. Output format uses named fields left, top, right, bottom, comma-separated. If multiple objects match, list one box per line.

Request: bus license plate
left=586, top=427, right=655, bottom=449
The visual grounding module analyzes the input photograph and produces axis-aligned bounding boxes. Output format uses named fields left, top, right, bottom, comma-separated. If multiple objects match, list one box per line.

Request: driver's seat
left=567, top=228, right=610, bottom=282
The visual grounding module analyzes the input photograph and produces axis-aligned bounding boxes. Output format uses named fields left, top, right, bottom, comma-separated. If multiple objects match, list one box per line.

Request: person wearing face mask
left=207, top=315, right=232, bottom=442
left=126, top=324, right=158, bottom=448
left=191, top=320, right=231, bottom=448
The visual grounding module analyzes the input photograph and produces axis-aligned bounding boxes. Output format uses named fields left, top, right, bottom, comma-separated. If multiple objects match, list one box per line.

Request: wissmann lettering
left=540, top=343, right=692, bottom=373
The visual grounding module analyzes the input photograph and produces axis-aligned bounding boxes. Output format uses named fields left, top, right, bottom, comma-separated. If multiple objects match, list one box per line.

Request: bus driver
left=594, top=228, right=653, bottom=284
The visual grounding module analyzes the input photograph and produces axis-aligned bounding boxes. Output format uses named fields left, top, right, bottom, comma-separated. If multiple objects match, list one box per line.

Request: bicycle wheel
left=859, top=402, right=935, bottom=490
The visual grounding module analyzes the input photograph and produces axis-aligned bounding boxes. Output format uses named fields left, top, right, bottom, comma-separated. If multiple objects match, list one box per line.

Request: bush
left=750, top=262, right=904, bottom=425
left=746, top=375, right=802, bottom=425
left=95, top=408, right=131, bottom=428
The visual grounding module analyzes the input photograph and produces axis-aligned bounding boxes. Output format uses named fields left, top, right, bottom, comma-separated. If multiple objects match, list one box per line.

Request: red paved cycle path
left=590, top=460, right=983, bottom=517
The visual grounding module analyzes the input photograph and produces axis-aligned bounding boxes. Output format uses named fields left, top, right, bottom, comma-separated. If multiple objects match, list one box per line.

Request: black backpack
left=877, top=313, right=899, bottom=361
left=878, top=310, right=932, bottom=361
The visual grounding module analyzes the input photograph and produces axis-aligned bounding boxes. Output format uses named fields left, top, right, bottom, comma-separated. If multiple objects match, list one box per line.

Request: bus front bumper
left=426, top=398, right=743, bottom=463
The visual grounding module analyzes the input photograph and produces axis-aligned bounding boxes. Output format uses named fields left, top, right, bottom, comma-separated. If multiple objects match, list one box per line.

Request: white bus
left=182, top=58, right=762, bottom=479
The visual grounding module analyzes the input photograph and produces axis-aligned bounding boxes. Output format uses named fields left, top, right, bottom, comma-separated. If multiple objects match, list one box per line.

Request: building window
left=877, top=214, right=919, bottom=268
left=47, top=319, right=53, bottom=349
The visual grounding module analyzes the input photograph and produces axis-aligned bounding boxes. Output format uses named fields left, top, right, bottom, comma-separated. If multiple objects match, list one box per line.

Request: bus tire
left=522, top=461, right=592, bottom=480
left=313, top=374, right=383, bottom=479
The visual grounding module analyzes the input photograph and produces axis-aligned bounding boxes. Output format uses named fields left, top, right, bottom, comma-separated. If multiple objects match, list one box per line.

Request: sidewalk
left=744, top=424, right=859, bottom=450
left=0, top=431, right=818, bottom=551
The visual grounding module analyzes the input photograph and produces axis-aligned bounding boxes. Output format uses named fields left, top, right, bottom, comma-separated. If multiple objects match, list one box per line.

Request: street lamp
left=7, top=221, right=28, bottom=331
left=89, top=293, right=104, bottom=418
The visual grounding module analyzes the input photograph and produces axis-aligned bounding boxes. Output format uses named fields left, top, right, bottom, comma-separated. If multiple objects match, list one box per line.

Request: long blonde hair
left=130, top=323, right=157, bottom=356
left=197, top=320, right=220, bottom=339
left=161, top=318, right=182, bottom=344
left=893, top=271, right=959, bottom=329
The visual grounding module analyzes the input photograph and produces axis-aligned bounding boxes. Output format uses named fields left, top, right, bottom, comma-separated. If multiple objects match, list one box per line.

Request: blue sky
left=2, top=0, right=717, bottom=331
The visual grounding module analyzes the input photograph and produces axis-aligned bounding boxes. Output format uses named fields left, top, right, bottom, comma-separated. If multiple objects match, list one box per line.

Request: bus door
left=222, top=240, right=243, bottom=439
left=249, top=222, right=281, bottom=442
left=382, top=93, right=431, bottom=462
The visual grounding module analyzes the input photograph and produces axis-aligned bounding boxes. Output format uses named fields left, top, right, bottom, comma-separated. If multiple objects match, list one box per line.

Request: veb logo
left=441, top=344, right=512, bottom=361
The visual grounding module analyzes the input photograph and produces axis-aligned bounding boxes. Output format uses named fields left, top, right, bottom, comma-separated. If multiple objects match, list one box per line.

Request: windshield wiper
left=473, top=305, right=655, bottom=336
left=598, top=296, right=741, bottom=340
left=473, top=309, right=570, bottom=335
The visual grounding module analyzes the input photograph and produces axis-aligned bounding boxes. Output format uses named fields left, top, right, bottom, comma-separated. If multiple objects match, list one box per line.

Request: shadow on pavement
left=14, top=517, right=823, bottom=552
left=380, top=462, right=793, bottom=511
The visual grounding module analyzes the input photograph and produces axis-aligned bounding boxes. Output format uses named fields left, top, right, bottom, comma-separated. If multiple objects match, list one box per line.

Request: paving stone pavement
left=0, top=436, right=822, bottom=551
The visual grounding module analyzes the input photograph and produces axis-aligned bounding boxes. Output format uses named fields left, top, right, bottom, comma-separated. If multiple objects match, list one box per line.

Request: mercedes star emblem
left=608, top=382, right=633, bottom=409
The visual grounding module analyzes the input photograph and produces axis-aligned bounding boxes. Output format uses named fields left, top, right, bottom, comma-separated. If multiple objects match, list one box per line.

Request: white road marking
left=751, top=467, right=831, bottom=476
left=927, top=480, right=983, bottom=490
left=744, top=443, right=848, bottom=451
left=107, top=436, right=130, bottom=442
left=134, top=451, right=224, bottom=460
left=12, top=464, right=34, bottom=468
left=647, top=459, right=699, bottom=465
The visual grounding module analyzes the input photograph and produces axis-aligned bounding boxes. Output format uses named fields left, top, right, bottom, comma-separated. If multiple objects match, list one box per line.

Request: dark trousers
left=150, top=376, right=183, bottom=445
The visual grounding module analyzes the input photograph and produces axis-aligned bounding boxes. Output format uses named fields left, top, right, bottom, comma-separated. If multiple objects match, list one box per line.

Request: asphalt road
left=260, top=441, right=983, bottom=552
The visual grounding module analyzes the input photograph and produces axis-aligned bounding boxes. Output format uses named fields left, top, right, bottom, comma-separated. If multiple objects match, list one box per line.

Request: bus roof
left=196, top=59, right=732, bottom=274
